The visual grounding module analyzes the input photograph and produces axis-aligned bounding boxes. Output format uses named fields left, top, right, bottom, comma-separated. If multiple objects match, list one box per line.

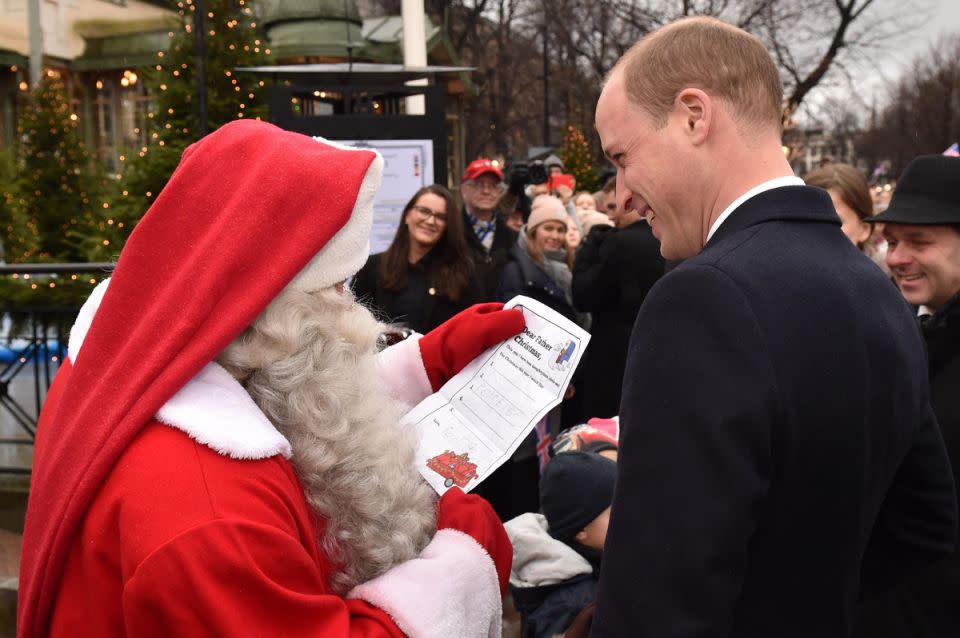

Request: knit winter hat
left=544, top=154, right=564, bottom=171
left=526, top=194, right=569, bottom=234
left=580, top=210, right=615, bottom=236
left=540, top=451, right=617, bottom=542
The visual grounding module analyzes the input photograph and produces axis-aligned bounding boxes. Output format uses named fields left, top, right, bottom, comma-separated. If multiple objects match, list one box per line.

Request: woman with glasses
left=352, top=185, right=480, bottom=335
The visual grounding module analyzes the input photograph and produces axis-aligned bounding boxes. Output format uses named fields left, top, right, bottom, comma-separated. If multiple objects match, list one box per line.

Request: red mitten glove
left=418, top=303, right=525, bottom=391
left=436, top=488, right=513, bottom=595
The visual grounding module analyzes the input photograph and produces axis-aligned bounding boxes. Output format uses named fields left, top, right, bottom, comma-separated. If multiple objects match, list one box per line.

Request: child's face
left=506, top=210, right=524, bottom=232
left=599, top=449, right=617, bottom=462
left=576, top=506, right=611, bottom=551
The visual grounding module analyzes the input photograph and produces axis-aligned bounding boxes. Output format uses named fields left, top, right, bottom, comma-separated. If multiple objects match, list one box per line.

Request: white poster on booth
left=337, top=139, right=435, bottom=255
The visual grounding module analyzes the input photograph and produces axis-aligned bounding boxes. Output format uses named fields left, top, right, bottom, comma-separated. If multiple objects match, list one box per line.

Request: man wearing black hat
left=856, top=154, right=960, bottom=638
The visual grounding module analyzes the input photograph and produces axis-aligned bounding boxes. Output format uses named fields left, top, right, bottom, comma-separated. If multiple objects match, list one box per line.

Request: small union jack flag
left=533, top=414, right=552, bottom=472
left=943, top=143, right=959, bottom=157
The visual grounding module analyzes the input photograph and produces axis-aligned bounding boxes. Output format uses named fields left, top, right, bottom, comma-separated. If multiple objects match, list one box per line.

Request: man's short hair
left=614, top=16, right=783, bottom=132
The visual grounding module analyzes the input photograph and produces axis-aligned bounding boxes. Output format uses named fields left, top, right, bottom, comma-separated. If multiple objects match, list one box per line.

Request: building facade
left=0, top=0, right=471, bottom=179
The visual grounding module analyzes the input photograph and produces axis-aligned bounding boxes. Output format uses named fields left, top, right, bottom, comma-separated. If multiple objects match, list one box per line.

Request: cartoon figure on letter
left=551, top=340, right=576, bottom=371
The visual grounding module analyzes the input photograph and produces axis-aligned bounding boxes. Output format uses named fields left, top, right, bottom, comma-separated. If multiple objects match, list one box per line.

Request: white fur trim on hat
left=68, top=278, right=111, bottom=365
left=288, top=139, right=385, bottom=293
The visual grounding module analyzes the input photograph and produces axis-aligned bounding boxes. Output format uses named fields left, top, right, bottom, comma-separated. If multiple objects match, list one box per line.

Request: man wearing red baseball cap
left=459, top=159, right=517, bottom=299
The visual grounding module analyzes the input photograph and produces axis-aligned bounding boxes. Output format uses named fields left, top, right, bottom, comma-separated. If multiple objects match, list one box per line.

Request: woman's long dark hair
left=380, top=185, right=474, bottom=302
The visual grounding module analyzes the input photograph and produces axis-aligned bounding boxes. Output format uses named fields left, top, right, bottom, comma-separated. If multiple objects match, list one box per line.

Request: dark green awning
left=71, top=30, right=170, bottom=71
left=0, top=50, right=27, bottom=67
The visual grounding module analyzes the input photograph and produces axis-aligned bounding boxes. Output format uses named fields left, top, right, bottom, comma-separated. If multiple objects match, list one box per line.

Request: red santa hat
left=18, top=120, right=383, bottom=637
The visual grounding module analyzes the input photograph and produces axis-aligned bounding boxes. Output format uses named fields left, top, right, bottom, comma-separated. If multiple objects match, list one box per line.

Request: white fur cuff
left=347, top=529, right=502, bottom=638
left=375, top=335, right=433, bottom=409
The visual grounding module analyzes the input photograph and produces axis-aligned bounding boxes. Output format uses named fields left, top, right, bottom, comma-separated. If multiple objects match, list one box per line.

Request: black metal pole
left=542, top=16, right=549, bottom=147
left=194, top=0, right=208, bottom=136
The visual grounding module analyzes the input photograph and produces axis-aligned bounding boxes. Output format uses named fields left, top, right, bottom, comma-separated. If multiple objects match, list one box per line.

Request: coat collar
left=706, top=185, right=839, bottom=250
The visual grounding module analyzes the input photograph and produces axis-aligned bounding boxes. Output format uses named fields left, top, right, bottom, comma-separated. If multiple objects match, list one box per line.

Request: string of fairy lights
left=3, top=0, right=269, bottom=305
left=561, top=125, right=600, bottom=193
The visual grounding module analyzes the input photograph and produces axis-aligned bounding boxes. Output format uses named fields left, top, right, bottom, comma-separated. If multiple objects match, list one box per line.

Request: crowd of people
left=15, top=14, right=960, bottom=638
left=347, top=143, right=960, bottom=638
left=349, top=152, right=665, bottom=525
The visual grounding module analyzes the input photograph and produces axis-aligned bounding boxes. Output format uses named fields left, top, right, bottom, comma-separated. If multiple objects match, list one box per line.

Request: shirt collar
left=466, top=208, right=496, bottom=229
left=706, top=176, right=805, bottom=242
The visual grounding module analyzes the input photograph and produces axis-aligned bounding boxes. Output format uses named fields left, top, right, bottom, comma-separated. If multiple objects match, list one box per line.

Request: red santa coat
left=43, top=282, right=502, bottom=638
left=50, top=419, right=407, bottom=637
left=18, top=122, right=505, bottom=638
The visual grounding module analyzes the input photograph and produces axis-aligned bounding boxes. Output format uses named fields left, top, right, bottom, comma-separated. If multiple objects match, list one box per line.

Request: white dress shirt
left=706, top=176, right=805, bottom=243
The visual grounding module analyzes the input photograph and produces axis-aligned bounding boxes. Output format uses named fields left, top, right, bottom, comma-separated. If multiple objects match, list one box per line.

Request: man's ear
left=675, top=88, right=711, bottom=145
left=575, top=529, right=588, bottom=543
left=855, top=220, right=873, bottom=247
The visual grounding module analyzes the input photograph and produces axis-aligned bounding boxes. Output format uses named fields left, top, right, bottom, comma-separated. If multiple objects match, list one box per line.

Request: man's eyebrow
left=886, top=230, right=934, bottom=241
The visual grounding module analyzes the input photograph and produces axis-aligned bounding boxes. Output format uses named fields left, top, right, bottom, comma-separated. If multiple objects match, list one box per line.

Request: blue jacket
left=592, top=186, right=958, bottom=638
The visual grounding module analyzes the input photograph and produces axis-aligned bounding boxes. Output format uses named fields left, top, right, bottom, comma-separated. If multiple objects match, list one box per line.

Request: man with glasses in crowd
left=459, top=159, right=518, bottom=298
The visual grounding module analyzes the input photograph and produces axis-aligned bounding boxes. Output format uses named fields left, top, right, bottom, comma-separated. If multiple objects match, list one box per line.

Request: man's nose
left=886, top=243, right=910, bottom=268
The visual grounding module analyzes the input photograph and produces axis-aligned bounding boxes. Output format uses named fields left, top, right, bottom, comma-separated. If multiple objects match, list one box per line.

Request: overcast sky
left=856, top=0, right=960, bottom=104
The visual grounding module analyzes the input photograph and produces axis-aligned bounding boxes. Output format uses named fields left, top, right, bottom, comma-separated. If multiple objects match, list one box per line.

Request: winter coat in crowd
left=461, top=210, right=518, bottom=300
left=497, top=231, right=579, bottom=325
left=855, top=291, right=960, bottom=638
left=571, top=220, right=663, bottom=419
left=925, top=292, right=960, bottom=491
left=505, top=513, right=598, bottom=638
left=351, top=250, right=481, bottom=334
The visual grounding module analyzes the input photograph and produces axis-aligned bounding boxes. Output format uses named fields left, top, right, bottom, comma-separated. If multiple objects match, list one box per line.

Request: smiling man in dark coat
left=590, top=17, right=957, bottom=638
left=855, top=154, right=960, bottom=638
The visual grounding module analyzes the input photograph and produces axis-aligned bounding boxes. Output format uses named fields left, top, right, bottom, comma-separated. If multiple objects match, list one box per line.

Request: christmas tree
left=97, top=0, right=270, bottom=260
left=0, top=147, right=19, bottom=262
left=5, top=71, right=103, bottom=263
left=560, top=125, right=599, bottom=193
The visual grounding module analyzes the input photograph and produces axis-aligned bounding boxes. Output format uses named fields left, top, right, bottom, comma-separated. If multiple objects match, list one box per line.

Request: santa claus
left=18, top=120, right=524, bottom=637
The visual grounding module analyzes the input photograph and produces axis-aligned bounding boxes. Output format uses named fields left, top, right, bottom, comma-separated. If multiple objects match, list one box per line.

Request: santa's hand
left=418, top=302, right=525, bottom=391
left=436, top=487, right=512, bottom=595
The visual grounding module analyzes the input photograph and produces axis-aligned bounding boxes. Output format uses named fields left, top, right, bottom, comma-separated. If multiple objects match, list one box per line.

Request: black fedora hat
left=869, top=155, right=960, bottom=225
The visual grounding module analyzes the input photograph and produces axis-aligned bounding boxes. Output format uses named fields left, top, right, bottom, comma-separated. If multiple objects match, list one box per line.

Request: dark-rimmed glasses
left=463, top=179, right=507, bottom=193
left=411, top=205, right=448, bottom=224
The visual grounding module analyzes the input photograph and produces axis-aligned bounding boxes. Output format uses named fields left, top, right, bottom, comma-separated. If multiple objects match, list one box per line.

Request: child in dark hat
left=504, top=451, right=617, bottom=638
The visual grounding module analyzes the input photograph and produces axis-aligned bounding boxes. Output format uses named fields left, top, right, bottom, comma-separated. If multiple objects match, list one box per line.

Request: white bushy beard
left=216, top=286, right=436, bottom=593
